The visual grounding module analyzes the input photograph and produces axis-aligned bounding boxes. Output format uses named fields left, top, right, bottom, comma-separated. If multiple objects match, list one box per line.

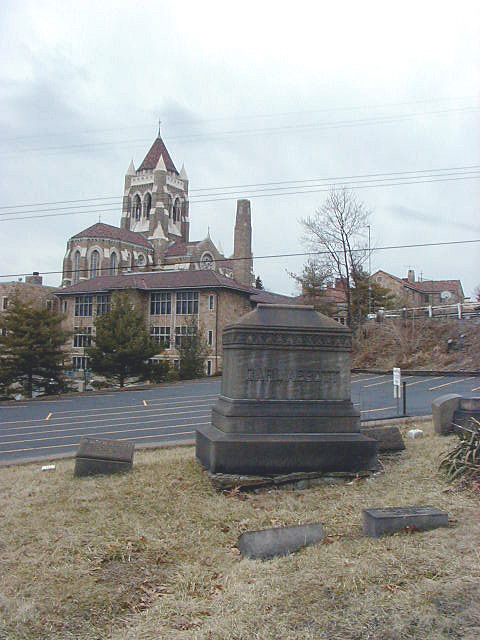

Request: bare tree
left=300, top=187, right=370, bottom=327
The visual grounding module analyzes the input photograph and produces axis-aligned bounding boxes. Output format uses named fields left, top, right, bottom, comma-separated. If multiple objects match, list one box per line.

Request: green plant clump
left=439, top=418, right=480, bottom=482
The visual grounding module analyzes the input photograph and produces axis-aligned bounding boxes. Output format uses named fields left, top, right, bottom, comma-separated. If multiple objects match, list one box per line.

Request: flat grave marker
left=362, top=506, right=448, bottom=538
left=238, top=523, right=326, bottom=560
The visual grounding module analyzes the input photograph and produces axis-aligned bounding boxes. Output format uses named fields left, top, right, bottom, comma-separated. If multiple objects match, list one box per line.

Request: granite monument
left=196, top=304, right=378, bottom=474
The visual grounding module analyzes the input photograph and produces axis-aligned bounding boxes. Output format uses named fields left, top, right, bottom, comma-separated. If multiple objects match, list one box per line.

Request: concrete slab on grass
left=362, top=506, right=448, bottom=538
left=238, top=523, right=325, bottom=560
left=74, top=437, right=134, bottom=477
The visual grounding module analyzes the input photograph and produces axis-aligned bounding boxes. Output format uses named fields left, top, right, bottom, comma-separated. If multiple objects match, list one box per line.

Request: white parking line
left=0, top=420, right=209, bottom=449
left=0, top=429, right=197, bottom=455
left=471, top=386, right=480, bottom=392
left=0, top=406, right=212, bottom=435
left=352, top=376, right=387, bottom=384
left=0, top=398, right=216, bottom=427
left=429, top=377, right=475, bottom=391
left=364, top=379, right=391, bottom=388
left=360, top=405, right=396, bottom=413
left=406, top=376, right=443, bottom=387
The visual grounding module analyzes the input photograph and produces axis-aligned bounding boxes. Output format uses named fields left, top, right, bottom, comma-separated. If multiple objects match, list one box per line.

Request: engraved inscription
left=223, top=330, right=351, bottom=350
left=246, top=368, right=340, bottom=385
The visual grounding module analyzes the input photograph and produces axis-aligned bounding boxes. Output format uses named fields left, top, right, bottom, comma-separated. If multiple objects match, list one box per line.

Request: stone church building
left=57, top=129, right=290, bottom=375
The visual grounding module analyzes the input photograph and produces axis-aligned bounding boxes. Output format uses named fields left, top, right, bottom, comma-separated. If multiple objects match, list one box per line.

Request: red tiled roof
left=137, top=136, right=178, bottom=174
left=409, top=280, right=463, bottom=294
left=71, top=223, right=153, bottom=249
left=250, top=290, right=296, bottom=304
left=164, top=241, right=200, bottom=258
left=58, top=269, right=254, bottom=295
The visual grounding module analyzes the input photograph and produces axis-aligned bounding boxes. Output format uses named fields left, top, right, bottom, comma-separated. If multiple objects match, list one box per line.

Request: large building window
left=134, top=194, right=141, bottom=220
left=150, top=326, right=170, bottom=348
left=73, top=251, right=81, bottom=284
left=176, top=291, right=199, bottom=315
left=175, top=324, right=195, bottom=348
left=90, top=250, right=100, bottom=279
left=96, top=294, right=110, bottom=315
left=150, top=292, right=171, bottom=315
left=144, top=193, right=152, bottom=219
left=72, top=355, right=89, bottom=371
left=73, top=326, right=92, bottom=348
left=74, top=295, right=93, bottom=317
left=110, top=252, right=118, bottom=275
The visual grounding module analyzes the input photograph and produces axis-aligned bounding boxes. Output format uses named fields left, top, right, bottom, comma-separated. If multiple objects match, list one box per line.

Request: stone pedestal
left=196, top=304, right=378, bottom=474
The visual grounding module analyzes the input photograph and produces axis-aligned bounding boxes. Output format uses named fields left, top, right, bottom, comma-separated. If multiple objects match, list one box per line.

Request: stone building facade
left=57, top=129, right=287, bottom=374
left=372, top=269, right=465, bottom=307
left=56, top=271, right=286, bottom=374
left=61, top=128, right=252, bottom=288
left=0, top=274, right=59, bottom=329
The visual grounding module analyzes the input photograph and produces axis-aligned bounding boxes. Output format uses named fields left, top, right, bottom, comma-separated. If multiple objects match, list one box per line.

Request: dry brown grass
left=353, top=319, right=480, bottom=371
left=1, top=423, right=480, bottom=639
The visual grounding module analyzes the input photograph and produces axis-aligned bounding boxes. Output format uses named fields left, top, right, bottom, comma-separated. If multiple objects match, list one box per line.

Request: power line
left=1, top=238, right=479, bottom=281
left=1, top=105, right=478, bottom=157
left=0, top=165, right=479, bottom=221
left=1, top=94, right=475, bottom=143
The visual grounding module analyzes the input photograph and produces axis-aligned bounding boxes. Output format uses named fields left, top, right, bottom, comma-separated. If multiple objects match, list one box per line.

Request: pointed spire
left=207, top=225, right=211, bottom=239
left=126, top=159, right=136, bottom=175
left=158, top=118, right=162, bottom=138
left=180, top=163, right=188, bottom=180
left=155, top=153, right=166, bottom=171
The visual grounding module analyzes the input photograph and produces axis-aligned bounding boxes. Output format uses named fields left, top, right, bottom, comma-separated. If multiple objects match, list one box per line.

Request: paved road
left=1, top=374, right=479, bottom=464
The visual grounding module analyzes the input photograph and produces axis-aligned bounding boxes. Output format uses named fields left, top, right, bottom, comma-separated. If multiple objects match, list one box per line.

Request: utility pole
left=367, top=225, right=372, bottom=315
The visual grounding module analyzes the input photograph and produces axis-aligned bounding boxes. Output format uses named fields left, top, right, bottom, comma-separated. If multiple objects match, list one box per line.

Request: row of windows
left=150, top=292, right=215, bottom=315
left=128, top=193, right=184, bottom=223
left=72, top=354, right=214, bottom=375
left=72, top=324, right=212, bottom=351
left=74, top=295, right=111, bottom=317
left=72, top=251, right=118, bottom=284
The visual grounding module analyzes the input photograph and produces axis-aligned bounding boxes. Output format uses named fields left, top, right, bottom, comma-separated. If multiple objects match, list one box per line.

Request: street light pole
left=367, top=225, right=372, bottom=315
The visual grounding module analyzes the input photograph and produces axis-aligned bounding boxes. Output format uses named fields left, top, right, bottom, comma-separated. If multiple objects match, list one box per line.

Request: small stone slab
left=362, top=506, right=448, bottom=538
left=74, top=437, right=134, bottom=477
left=238, top=523, right=325, bottom=560
left=361, top=425, right=405, bottom=452
left=407, top=428, right=424, bottom=439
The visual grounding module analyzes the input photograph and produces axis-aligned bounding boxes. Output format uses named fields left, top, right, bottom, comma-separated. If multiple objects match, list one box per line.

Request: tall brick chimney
left=407, top=269, right=415, bottom=283
left=25, top=272, right=43, bottom=285
left=233, top=199, right=253, bottom=287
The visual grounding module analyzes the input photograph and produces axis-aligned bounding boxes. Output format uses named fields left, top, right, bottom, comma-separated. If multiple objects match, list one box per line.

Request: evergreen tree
left=87, top=292, right=156, bottom=387
left=0, top=295, right=70, bottom=398
left=176, top=317, right=210, bottom=380
left=255, top=276, right=264, bottom=290
left=350, top=268, right=397, bottom=326
left=288, top=258, right=336, bottom=316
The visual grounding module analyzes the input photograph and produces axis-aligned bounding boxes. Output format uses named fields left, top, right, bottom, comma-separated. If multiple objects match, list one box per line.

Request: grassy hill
left=353, top=319, right=480, bottom=371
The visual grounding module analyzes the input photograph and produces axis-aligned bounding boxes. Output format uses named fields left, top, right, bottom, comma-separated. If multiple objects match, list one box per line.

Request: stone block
left=362, top=506, right=448, bottom=537
left=407, top=429, right=424, bottom=439
left=74, top=437, right=134, bottom=477
left=238, top=523, right=325, bottom=560
left=360, top=425, right=405, bottom=452
left=196, top=425, right=378, bottom=475
left=432, top=394, right=461, bottom=435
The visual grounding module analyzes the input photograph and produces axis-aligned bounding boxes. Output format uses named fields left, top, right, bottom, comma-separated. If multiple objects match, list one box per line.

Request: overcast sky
left=1, top=0, right=479, bottom=298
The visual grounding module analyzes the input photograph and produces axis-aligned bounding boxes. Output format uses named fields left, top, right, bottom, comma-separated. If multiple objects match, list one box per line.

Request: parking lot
left=0, top=373, right=478, bottom=464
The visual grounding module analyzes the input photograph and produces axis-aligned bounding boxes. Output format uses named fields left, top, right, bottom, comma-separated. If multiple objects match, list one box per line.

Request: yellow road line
left=0, top=399, right=216, bottom=427
left=46, top=413, right=52, bottom=421
left=429, top=377, right=475, bottom=391
left=143, top=400, right=147, bottom=407
left=0, top=408, right=212, bottom=436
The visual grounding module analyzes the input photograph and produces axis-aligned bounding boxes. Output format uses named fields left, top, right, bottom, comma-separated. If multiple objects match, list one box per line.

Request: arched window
left=134, top=195, right=141, bottom=220
left=127, top=196, right=132, bottom=216
left=144, top=193, right=152, bottom=219
left=110, top=252, right=118, bottom=275
left=173, top=198, right=181, bottom=223
left=90, top=250, right=100, bottom=279
left=168, top=194, right=173, bottom=218
left=73, top=251, right=81, bottom=284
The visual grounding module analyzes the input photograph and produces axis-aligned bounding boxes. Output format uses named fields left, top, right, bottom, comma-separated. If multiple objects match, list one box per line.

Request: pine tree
left=255, top=276, right=264, bottom=290
left=0, top=295, right=70, bottom=398
left=87, top=291, right=156, bottom=387
left=176, top=317, right=210, bottom=380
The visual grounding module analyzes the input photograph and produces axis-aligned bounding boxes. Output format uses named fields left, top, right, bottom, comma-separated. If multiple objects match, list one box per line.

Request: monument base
left=196, top=424, right=378, bottom=474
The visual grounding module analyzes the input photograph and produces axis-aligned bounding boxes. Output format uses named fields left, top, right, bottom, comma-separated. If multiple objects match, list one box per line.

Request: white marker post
left=393, top=367, right=401, bottom=415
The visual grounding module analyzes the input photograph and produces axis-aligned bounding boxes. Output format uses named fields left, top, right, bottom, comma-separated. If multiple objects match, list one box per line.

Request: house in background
left=372, top=269, right=464, bottom=307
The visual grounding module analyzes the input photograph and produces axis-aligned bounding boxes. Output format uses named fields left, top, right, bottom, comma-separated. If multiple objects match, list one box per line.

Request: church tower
left=120, top=125, right=189, bottom=263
